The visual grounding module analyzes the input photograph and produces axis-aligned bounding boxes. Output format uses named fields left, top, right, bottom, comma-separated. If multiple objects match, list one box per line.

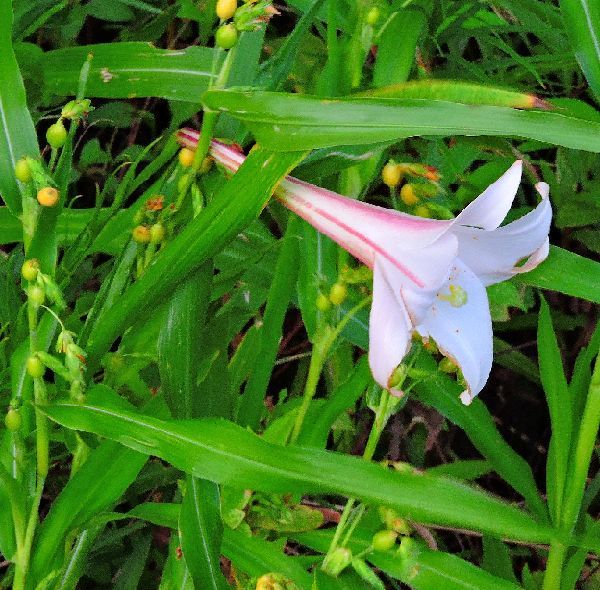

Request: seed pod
left=400, top=184, right=419, bottom=206
left=316, top=292, right=331, bottom=312
left=150, top=223, right=166, bottom=244
left=371, top=529, right=398, bottom=551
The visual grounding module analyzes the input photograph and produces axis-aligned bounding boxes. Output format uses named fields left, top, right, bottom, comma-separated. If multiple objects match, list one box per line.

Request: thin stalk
left=326, top=0, right=340, bottom=96
left=290, top=297, right=372, bottom=443
left=542, top=541, right=567, bottom=590
left=323, top=388, right=395, bottom=563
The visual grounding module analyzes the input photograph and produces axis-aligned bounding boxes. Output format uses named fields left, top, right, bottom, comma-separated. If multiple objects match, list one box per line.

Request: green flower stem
left=323, top=388, right=394, bottom=566
left=289, top=297, right=372, bottom=444
left=177, top=45, right=238, bottom=208
left=326, top=0, right=340, bottom=96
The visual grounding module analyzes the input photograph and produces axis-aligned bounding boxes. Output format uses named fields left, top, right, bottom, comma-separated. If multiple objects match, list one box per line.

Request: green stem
left=13, top=478, right=44, bottom=590
left=323, top=388, right=394, bottom=563
left=542, top=541, right=566, bottom=590
left=326, top=0, right=340, bottom=96
left=289, top=297, right=372, bottom=443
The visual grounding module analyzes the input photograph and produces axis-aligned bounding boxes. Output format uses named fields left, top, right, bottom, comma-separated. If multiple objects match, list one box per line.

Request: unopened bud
left=316, top=292, right=331, bottom=312
left=46, top=120, right=67, bottom=149
left=322, top=547, right=352, bottom=577
left=400, top=184, right=419, bottom=206
left=329, top=282, right=347, bottom=306
left=15, top=158, right=32, bottom=183
left=372, top=529, right=398, bottom=551
left=413, top=204, right=432, bottom=218
left=216, top=0, right=237, bottom=20
left=132, top=225, right=151, bottom=244
left=5, top=407, right=22, bottom=431
left=21, top=259, right=40, bottom=282
left=178, top=148, right=195, bottom=168
left=439, top=357, right=457, bottom=373
left=37, top=187, right=60, bottom=207
left=366, top=6, right=380, bottom=25
left=382, top=162, right=402, bottom=187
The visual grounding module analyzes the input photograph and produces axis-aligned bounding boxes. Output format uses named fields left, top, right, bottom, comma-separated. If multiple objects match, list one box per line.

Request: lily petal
left=453, top=182, right=551, bottom=285
left=369, top=258, right=413, bottom=396
left=454, top=161, right=522, bottom=230
left=376, top=233, right=459, bottom=324
left=279, top=177, right=453, bottom=287
left=416, top=261, right=493, bottom=404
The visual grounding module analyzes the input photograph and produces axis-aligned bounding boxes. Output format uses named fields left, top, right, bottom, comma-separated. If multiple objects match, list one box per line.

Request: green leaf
left=519, top=246, right=600, bottom=304
left=415, top=373, right=547, bottom=520
left=373, top=9, right=427, bottom=87
left=0, top=0, right=38, bottom=214
left=85, top=147, right=306, bottom=365
left=237, top=218, right=300, bottom=428
left=538, top=299, right=571, bottom=524
left=179, top=477, right=228, bottom=590
left=42, top=42, right=220, bottom=102
left=201, top=90, right=600, bottom=153
left=560, top=0, right=600, bottom=103
left=31, top=440, right=147, bottom=579
left=40, top=388, right=556, bottom=545
left=222, top=528, right=312, bottom=587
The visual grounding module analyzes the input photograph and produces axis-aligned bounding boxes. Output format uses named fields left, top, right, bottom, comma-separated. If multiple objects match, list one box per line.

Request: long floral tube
left=177, top=129, right=552, bottom=404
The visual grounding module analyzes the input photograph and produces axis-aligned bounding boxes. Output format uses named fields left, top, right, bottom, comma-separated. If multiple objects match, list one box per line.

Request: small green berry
left=366, top=6, right=380, bottom=25
left=132, top=225, right=151, bottom=244
left=5, top=408, right=22, bottom=431
left=316, top=292, right=331, bottom=312
left=371, top=529, right=398, bottom=551
left=26, top=355, right=45, bottom=379
left=28, top=284, right=45, bottom=306
left=329, top=282, right=348, bottom=306
left=439, top=357, right=457, bottom=374
left=215, top=23, right=239, bottom=49
left=150, top=223, right=166, bottom=244
left=46, top=120, right=67, bottom=149
left=15, top=158, right=32, bottom=183
left=21, top=259, right=40, bottom=282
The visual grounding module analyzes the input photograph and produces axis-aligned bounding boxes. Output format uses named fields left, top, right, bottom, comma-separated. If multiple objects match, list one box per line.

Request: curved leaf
left=202, top=89, right=600, bottom=152
left=40, top=388, right=556, bottom=545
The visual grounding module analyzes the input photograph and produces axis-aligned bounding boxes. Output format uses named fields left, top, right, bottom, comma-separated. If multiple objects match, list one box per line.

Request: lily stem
left=289, top=297, right=372, bottom=444
left=323, top=388, right=394, bottom=564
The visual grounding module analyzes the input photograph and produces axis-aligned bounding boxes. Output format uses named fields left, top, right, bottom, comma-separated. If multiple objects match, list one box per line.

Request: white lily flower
left=177, top=129, right=552, bottom=404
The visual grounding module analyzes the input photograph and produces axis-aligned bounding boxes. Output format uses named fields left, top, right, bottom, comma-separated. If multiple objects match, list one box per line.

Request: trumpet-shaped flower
left=177, top=129, right=552, bottom=404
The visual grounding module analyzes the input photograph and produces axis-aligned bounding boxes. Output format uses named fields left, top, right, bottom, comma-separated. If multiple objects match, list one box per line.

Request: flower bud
left=5, top=407, right=22, bottom=431
left=26, top=355, right=45, bottom=379
left=382, top=162, right=402, bottom=188
left=413, top=204, right=432, bottom=218
left=216, top=0, right=237, bottom=20
left=378, top=506, right=412, bottom=534
left=388, top=364, right=407, bottom=390
left=439, top=357, right=457, bottom=373
left=329, top=282, right=347, bottom=306
left=15, top=158, right=32, bottom=183
left=215, top=23, right=239, bottom=49
left=322, top=547, right=352, bottom=577
left=46, top=120, right=67, bottom=149
left=255, top=573, right=296, bottom=590
left=132, top=225, right=151, bottom=244
left=371, top=529, right=398, bottom=551
left=366, top=6, right=380, bottom=25
left=37, top=187, right=59, bottom=207
left=61, top=98, right=91, bottom=120
left=178, top=148, right=195, bottom=168
left=400, top=184, right=420, bottom=206
left=21, top=259, right=40, bottom=282
left=316, top=292, right=331, bottom=312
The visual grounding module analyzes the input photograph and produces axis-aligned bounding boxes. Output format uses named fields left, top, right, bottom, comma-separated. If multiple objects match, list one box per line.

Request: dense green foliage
left=1, top=0, right=600, bottom=588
